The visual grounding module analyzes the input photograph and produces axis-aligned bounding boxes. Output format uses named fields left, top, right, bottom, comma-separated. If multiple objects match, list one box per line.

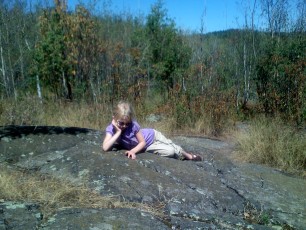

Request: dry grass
left=0, top=96, right=111, bottom=130
left=0, top=96, right=178, bottom=133
left=234, top=116, right=306, bottom=176
left=137, top=94, right=236, bottom=137
left=0, top=165, right=165, bottom=220
left=0, top=95, right=236, bottom=136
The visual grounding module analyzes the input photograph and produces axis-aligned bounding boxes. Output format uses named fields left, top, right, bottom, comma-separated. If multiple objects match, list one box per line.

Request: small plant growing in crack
left=243, top=201, right=271, bottom=225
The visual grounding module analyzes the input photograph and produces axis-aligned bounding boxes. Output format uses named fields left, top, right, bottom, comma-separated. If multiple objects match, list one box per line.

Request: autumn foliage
left=0, top=0, right=305, bottom=133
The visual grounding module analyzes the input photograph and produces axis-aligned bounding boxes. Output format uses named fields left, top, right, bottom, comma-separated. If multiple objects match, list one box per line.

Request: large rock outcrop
left=0, top=126, right=305, bottom=229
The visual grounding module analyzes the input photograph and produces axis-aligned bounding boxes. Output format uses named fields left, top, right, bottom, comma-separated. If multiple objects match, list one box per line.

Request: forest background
left=0, top=0, right=305, bottom=174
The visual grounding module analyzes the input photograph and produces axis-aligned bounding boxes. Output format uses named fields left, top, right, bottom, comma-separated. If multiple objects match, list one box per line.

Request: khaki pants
left=146, top=130, right=183, bottom=158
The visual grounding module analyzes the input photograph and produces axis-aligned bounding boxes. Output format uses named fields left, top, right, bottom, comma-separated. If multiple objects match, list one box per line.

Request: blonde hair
left=113, top=101, right=134, bottom=121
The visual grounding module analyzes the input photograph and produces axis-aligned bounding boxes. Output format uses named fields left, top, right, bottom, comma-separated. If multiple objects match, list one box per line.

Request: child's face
left=116, top=116, right=131, bottom=130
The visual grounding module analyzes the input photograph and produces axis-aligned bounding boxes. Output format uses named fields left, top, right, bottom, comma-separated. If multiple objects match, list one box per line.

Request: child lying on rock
left=102, top=101, right=202, bottom=161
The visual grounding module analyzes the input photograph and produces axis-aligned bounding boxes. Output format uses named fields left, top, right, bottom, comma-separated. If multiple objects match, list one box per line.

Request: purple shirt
left=105, top=120, right=155, bottom=150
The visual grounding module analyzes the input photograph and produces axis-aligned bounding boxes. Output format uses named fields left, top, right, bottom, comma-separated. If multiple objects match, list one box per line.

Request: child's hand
left=125, top=150, right=136, bottom=160
left=111, top=118, right=121, bottom=132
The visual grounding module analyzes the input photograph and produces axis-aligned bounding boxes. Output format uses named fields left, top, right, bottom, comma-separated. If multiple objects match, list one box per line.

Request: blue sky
left=39, top=0, right=299, bottom=33
left=66, top=0, right=251, bottom=32
left=106, top=0, right=245, bottom=32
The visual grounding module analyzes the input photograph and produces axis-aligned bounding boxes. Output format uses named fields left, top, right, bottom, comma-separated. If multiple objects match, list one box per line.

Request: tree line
left=0, top=0, right=305, bottom=126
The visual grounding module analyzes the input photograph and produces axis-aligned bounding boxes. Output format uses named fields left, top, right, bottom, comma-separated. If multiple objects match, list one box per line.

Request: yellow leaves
left=129, top=47, right=141, bottom=61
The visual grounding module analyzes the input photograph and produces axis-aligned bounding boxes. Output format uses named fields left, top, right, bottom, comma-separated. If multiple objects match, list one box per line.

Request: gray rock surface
left=0, top=125, right=305, bottom=229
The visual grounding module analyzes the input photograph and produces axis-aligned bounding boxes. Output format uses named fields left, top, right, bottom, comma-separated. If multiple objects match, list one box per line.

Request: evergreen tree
left=33, top=2, right=72, bottom=99
left=145, top=0, right=191, bottom=93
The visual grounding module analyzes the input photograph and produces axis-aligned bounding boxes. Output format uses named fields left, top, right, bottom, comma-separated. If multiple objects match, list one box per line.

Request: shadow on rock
left=0, top=125, right=92, bottom=139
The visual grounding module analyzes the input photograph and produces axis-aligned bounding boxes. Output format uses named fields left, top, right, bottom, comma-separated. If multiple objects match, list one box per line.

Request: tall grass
left=234, top=116, right=306, bottom=176
left=0, top=95, right=235, bottom=137
left=0, top=96, right=111, bottom=130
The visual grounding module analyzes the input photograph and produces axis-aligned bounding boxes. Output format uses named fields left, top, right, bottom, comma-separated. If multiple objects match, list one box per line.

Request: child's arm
left=125, top=131, right=146, bottom=159
left=102, top=119, right=122, bottom=151
left=102, top=131, right=121, bottom=151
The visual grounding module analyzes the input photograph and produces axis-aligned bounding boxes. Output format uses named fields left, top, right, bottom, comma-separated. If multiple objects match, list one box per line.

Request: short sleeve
left=105, top=124, right=115, bottom=135
left=131, top=121, right=140, bottom=134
